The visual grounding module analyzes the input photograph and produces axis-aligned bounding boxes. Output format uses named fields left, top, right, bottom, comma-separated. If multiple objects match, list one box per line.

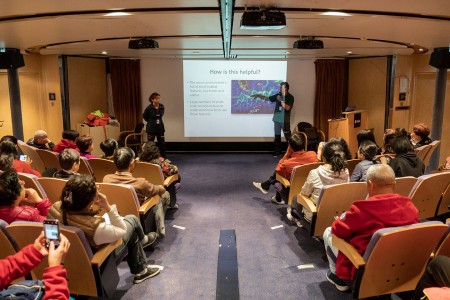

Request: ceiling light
left=320, top=11, right=352, bottom=17
left=285, top=51, right=290, bottom=54
left=347, top=51, right=352, bottom=54
left=102, top=51, right=107, bottom=55
left=103, top=12, right=131, bottom=17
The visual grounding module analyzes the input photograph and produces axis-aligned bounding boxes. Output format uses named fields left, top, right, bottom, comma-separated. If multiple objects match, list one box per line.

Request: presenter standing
left=143, top=92, right=166, bottom=157
left=252, top=82, right=294, bottom=156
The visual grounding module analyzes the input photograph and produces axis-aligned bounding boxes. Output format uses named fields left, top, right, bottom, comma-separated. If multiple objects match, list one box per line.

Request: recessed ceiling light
left=320, top=11, right=352, bottom=17
left=347, top=51, right=352, bottom=54
left=102, top=51, right=107, bottom=55
left=103, top=12, right=131, bottom=17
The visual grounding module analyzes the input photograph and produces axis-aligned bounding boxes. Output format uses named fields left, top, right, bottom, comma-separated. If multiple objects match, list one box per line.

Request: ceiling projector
left=128, top=39, right=159, bottom=49
left=240, top=10, right=286, bottom=30
left=293, top=38, right=324, bottom=49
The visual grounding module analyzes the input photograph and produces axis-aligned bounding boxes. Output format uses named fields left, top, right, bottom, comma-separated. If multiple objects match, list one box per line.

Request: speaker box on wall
left=0, top=48, right=25, bottom=69
left=429, top=47, right=450, bottom=69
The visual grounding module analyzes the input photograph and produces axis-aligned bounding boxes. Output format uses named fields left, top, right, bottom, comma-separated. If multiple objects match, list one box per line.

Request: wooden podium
left=328, top=110, right=368, bottom=157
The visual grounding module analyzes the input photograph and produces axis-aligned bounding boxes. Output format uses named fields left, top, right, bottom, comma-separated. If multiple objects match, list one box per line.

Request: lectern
left=328, top=110, right=368, bottom=157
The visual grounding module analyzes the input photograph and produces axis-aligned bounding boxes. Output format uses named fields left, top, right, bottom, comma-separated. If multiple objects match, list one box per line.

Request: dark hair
left=59, top=148, right=80, bottom=170
left=100, top=139, right=118, bottom=157
left=62, top=130, right=79, bottom=141
left=322, top=140, right=346, bottom=173
left=356, top=129, right=377, bottom=148
left=113, top=147, right=135, bottom=171
left=280, top=82, right=289, bottom=90
left=328, top=137, right=352, bottom=160
left=0, top=154, right=14, bottom=172
left=149, top=92, right=160, bottom=103
left=76, top=135, right=93, bottom=153
left=60, top=175, right=97, bottom=212
left=0, top=171, right=21, bottom=206
left=383, top=129, right=396, bottom=154
left=0, top=140, right=19, bottom=159
left=288, top=134, right=304, bottom=152
left=139, top=142, right=160, bottom=162
left=413, top=123, right=431, bottom=140
left=395, top=128, right=409, bottom=138
left=0, top=135, right=18, bottom=145
left=391, top=136, right=414, bottom=155
left=358, top=140, right=378, bottom=161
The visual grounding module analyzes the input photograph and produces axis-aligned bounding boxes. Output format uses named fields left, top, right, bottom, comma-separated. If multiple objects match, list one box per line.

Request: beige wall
left=67, top=57, right=107, bottom=130
left=0, top=54, right=62, bottom=142
left=348, top=57, right=388, bottom=145
left=140, top=58, right=317, bottom=142
left=394, top=54, right=450, bottom=162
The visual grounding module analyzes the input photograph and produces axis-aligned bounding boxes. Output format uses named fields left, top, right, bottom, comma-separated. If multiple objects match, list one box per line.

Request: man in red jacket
left=0, top=231, right=70, bottom=299
left=323, top=164, right=419, bottom=292
left=252, top=134, right=318, bottom=205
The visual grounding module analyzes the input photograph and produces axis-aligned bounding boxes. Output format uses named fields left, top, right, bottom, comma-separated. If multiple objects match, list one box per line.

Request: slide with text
left=183, top=60, right=287, bottom=137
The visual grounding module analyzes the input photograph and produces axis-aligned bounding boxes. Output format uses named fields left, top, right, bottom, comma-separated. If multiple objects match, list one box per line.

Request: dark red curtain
left=109, top=59, right=142, bottom=131
left=313, top=59, right=346, bottom=139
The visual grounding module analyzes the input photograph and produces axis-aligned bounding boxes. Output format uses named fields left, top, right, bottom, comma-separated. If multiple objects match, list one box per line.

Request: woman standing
left=143, top=92, right=166, bottom=157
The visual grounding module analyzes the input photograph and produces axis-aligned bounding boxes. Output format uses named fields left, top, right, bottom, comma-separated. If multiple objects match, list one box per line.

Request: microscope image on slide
left=231, top=80, right=281, bottom=114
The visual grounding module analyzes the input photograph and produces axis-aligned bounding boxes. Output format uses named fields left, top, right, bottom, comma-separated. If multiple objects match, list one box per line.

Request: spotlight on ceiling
left=240, top=9, right=286, bottom=30
left=293, top=36, right=324, bottom=49
left=128, top=38, right=159, bottom=49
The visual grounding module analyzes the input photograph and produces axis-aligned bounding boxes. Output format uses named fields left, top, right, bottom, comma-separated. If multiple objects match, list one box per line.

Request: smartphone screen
left=43, top=219, right=60, bottom=248
left=20, top=155, right=27, bottom=161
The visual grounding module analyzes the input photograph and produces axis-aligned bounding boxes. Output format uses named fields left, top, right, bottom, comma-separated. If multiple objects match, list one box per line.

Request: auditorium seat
left=17, top=172, right=47, bottom=199
left=393, top=176, right=417, bottom=197
left=78, top=156, right=94, bottom=177
left=88, top=158, right=117, bottom=182
left=17, top=140, right=46, bottom=174
left=37, top=177, right=67, bottom=203
left=345, top=159, right=361, bottom=176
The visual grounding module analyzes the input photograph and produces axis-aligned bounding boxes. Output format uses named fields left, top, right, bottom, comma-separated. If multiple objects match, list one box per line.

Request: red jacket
left=275, top=149, right=318, bottom=179
left=13, top=160, right=42, bottom=178
left=332, top=193, right=418, bottom=280
left=0, top=244, right=69, bottom=300
left=53, top=139, right=78, bottom=154
left=0, top=198, right=52, bottom=223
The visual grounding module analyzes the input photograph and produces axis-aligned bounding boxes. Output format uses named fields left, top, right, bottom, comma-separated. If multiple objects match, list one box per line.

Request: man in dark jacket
left=26, top=130, right=55, bottom=151
left=323, top=164, right=419, bottom=292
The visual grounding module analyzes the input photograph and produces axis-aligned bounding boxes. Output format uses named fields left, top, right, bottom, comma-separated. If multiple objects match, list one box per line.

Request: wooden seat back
left=394, top=176, right=417, bottom=197
left=17, top=140, right=45, bottom=173
left=132, top=161, right=165, bottom=186
left=36, top=149, right=61, bottom=171
left=88, top=158, right=117, bottom=182
left=17, top=172, right=47, bottom=199
left=346, top=159, right=361, bottom=176
left=37, top=177, right=67, bottom=203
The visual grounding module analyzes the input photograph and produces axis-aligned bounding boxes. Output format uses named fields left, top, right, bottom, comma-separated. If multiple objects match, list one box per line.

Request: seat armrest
left=119, top=130, right=134, bottom=137
left=297, top=193, right=317, bottom=214
left=91, top=239, right=123, bottom=266
left=317, top=130, right=326, bottom=142
left=331, top=234, right=365, bottom=268
left=164, top=174, right=179, bottom=187
left=125, top=133, right=143, bottom=143
left=275, top=173, right=290, bottom=188
left=139, top=195, right=159, bottom=214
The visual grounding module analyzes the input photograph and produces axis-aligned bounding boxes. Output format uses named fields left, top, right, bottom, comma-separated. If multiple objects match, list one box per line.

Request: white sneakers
left=252, top=182, right=268, bottom=195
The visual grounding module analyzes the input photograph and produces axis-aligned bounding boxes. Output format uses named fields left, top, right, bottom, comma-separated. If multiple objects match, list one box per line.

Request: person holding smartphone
left=48, top=175, right=161, bottom=284
left=0, top=231, right=70, bottom=300
left=0, top=140, right=42, bottom=177
left=0, top=171, right=51, bottom=223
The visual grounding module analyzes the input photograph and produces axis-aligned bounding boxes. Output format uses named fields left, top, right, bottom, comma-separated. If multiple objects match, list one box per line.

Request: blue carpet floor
left=112, top=153, right=354, bottom=300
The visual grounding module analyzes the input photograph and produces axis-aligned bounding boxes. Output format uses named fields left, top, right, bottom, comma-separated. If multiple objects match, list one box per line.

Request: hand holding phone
left=19, top=155, right=27, bottom=162
left=43, top=219, right=60, bottom=249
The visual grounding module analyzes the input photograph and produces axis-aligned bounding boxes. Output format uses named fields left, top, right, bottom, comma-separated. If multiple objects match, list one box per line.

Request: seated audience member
left=76, top=135, right=97, bottom=159
left=27, top=130, right=55, bottom=151
left=47, top=175, right=160, bottom=284
left=0, top=231, right=70, bottom=300
left=0, top=135, right=18, bottom=144
left=100, top=139, right=118, bottom=160
left=317, top=137, right=352, bottom=162
left=381, top=128, right=396, bottom=155
left=410, top=123, right=432, bottom=149
left=288, top=139, right=349, bottom=225
left=0, top=153, right=14, bottom=172
left=252, top=134, right=318, bottom=205
left=323, top=164, right=418, bottom=292
left=389, top=136, right=424, bottom=177
left=412, top=256, right=450, bottom=300
left=438, top=156, right=450, bottom=172
left=103, top=147, right=170, bottom=237
left=53, top=130, right=79, bottom=154
left=395, top=127, right=410, bottom=138
left=0, top=170, right=52, bottom=223
left=0, top=140, right=42, bottom=177
left=350, top=140, right=379, bottom=182
left=53, top=149, right=81, bottom=179
left=139, top=141, right=180, bottom=209
left=355, top=129, right=380, bottom=158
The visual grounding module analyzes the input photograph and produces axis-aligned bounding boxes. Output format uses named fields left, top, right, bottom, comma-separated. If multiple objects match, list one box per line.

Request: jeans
left=115, top=215, right=147, bottom=274
left=148, top=133, right=166, bottom=157
left=152, top=191, right=170, bottom=237
left=274, top=121, right=291, bottom=142
left=412, top=256, right=450, bottom=300
left=323, top=227, right=338, bottom=274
